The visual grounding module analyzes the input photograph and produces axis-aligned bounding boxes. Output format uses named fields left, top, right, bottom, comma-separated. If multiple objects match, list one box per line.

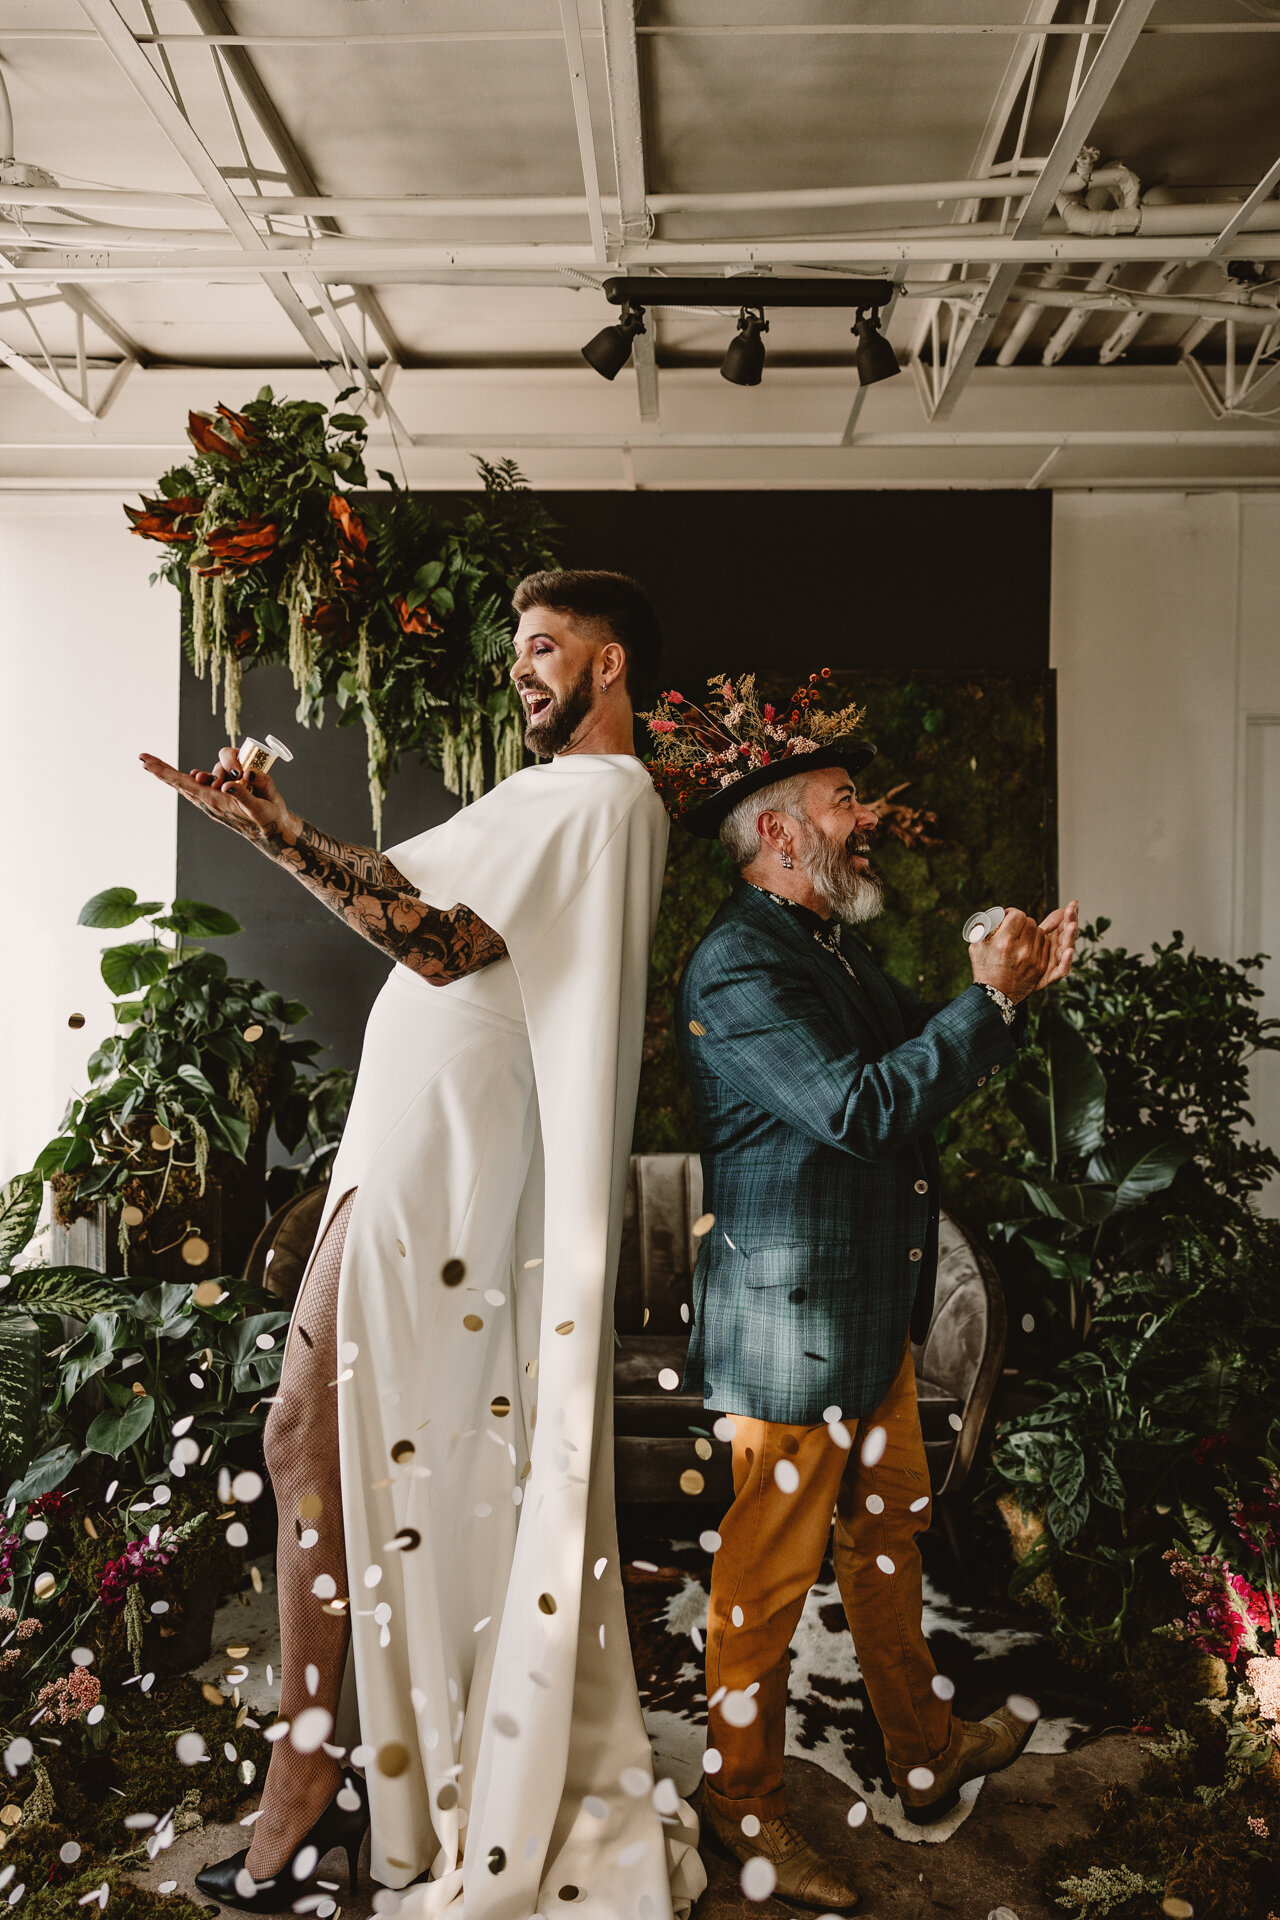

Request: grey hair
left=718, top=769, right=819, bottom=870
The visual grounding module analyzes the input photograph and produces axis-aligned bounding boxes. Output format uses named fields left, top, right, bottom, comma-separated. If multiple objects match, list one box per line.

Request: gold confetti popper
left=237, top=733, right=294, bottom=780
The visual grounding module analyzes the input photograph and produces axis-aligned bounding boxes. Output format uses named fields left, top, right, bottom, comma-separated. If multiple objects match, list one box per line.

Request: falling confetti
left=619, top=1767, right=650, bottom=1797
left=847, top=1802, right=868, bottom=1829
left=523, top=1258, right=543, bottom=1270
left=32, top=1574, right=55, bottom=1601
left=193, top=1279, right=221, bottom=1307
left=490, top=1396, right=511, bottom=1418
left=484, top=1289, right=506, bottom=1306
left=730, top=1605, right=744, bottom=1628
left=243, top=1023, right=264, bottom=1043
left=865, top=1493, right=885, bottom=1515
left=740, top=1814, right=761, bottom=1837
left=948, top=1412, right=964, bottom=1432
left=390, top=1440, right=416, bottom=1464
left=1162, top=1902, right=1194, bottom=1920
left=691, top=1212, right=715, bottom=1236
left=740, top=1858, right=777, bottom=1901
left=712, top=1416, right=736, bottom=1442
left=441, top=1259, right=466, bottom=1287
left=488, top=1848, right=507, bottom=1874
left=121, top=1204, right=145, bottom=1228
left=594, top=1557, right=607, bottom=1579
left=657, top=1369, right=680, bottom=1391
left=860, top=1424, right=887, bottom=1468
left=702, top=1749, right=723, bottom=1774
left=225, top=1522, right=249, bottom=1548
left=492, top=1713, right=519, bottom=1737
left=378, top=1742, right=410, bottom=1778
left=67, top=1012, right=85, bottom=1029
left=175, top=1733, right=207, bottom=1766
left=699, top=1530, right=722, bottom=1554
left=1006, top=1693, right=1039, bottom=1722
left=555, top=1320, right=574, bottom=1336
left=232, top=1470, right=264, bottom=1503
left=679, top=1469, right=705, bottom=1496
left=463, top=1314, right=484, bottom=1332
left=538, top=1592, right=558, bottom=1615
left=181, top=1236, right=210, bottom=1267
left=876, top=1553, right=896, bottom=1575
left=290, top=1708, right=333, bottom=1753
left=931, top=1674, right=956, bottom=1701
left=773, top=1459, right=800, bottom=1495
left=720, top=1691, right=758, bottom=1729
left=363, top=1565, right=383, bottom=1589
left=906, top=1766, right=935, bottom=1790
left=389, top=1528, right=422, bottom=1552
left=909, top=1495, right=930, bottom=1513
left=436, top=1783, right=459, bottom=1810
left=298, top=1493, right=323, bottom=1523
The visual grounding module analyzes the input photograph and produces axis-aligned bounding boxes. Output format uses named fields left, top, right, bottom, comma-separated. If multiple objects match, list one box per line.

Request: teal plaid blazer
left=676, top=881, right=1022, bottom=1424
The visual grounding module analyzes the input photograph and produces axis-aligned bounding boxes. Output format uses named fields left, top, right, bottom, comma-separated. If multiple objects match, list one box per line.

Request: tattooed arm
left=139, top=751, right=507, bottom=986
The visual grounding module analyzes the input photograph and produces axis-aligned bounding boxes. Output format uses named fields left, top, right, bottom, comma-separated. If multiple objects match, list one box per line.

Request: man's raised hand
left=139, top=747, right=296, bottom=849
left=968, top=906, right=1054, bottom=1005
left=1035, top=899, right=1079, bottom=991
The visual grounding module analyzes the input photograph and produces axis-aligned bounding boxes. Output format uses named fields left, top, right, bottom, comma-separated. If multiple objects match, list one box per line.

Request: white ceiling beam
left=558, top=0, right=607, bottom=263
left=6, top=19, right=1280, bottom=39
left=599, top=0, right=657, bottom=422
left=1210, top=154, right=1280, bottom=258
left=0, top=331, right=97, bottom=420
left=927, top=0, right=1160, bottom=421
left=75, top=0, right=341, bottom=373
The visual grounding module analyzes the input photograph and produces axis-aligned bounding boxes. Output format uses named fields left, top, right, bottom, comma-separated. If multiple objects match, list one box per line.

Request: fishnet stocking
left=246, top=1190, right=356, bottom=1880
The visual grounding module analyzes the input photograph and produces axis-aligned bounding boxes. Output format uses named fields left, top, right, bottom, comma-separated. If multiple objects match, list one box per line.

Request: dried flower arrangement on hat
left=643, top=670, right=865, bottom=816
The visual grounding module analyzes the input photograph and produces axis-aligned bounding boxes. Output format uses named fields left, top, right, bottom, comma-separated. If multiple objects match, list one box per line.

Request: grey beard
left=797, top=823, right=884, bottom=925
left=523, top=659, right=595, bottom=755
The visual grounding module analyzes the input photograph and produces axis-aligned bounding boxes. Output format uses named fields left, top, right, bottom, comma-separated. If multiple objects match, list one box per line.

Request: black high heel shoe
left=195, top=1770, right=369, bottom=1912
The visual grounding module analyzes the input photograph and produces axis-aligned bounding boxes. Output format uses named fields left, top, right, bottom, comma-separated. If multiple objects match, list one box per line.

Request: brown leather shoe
left=700, top=1798, right=859, bottom=1911
left=899, top=1703, right=1040, bottom=1825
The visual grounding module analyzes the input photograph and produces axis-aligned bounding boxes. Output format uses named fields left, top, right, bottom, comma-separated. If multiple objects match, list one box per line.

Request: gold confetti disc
left=377, top=1742, right=410, bottom=1778
left=225, top=1645, right=250, bottom=1659
left=488, top=1847, right=507, bottom=1874
left=297, top=1494, right=323, bottom=1523
left=441, top=1258, right=466, bottom=1287
left=390, top=1440, right=415, bottom=1464
left=201, top=1684, right=225, bottom=1707
left=33, top=1573, right=56, bottom=1599
left=692, top=1212, right=715, bottom=1236
left=688, top=1020, right=706, bottom=1037
left=490, top=1396, right=511, bottom=1418
left=1162, top=1903, right=1194, bottom=1920
left=83, top=1516, right=98, bottom=1540
left=436, top=1783, right=459, bottom=1811
left=67, top=1012, right=85, bottom=1030
left=396, top=1239, right=407, bottom=1258
left=463, top=1313, right=484, bottom=1332
left=192, top=1279, right=221, bottom=1307
left=150, top=1123, right=173, bottom=1150
left=0, top=1806, right=21, bottom=1827
left=242, top=1024, right=264, bottom=1043
left=523, top=1258, right=543, bottom=1270
left=389, top=1527, right=421, bottom=1552
left=121, top=1204, right=145, bottom=1228
left=694, top=1438, right=713, bottom=1461
left=537, top=1592, right=557, bottom=1615
left=181, top=1236, right=210, bottom=1267
left=250, top=1565, right=264, bottom=1594
left=679, top=1469, right=706, bottom=1497
left=131, top=1382, right=147, bottom=1399
left=555, top=1320, right=574, bottom=1336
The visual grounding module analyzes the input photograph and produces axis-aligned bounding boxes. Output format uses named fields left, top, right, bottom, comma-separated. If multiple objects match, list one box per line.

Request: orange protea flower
left=187, top=410, right=241, bottom=461
left=393, top=596, right=443, bottom=638
left=124, top=494, right=202, bottom=544
left=332, top=548, right=374, bottom=593
left=328, top=492, right=368, bottom=553
left=202, top=515, right=279, bottom=572
left=302, top=599, right=350, bottom=637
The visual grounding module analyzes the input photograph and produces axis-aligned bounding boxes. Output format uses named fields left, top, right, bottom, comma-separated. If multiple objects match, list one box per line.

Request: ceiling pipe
left=1055, top=149, right=1142, bottom=236
left=1097, top=260, right=1185, bottom=362
left=1042, top=267, right=1117, bottom=364
left=0, top=65, right=12, bottom=161
left=996, top=265, right=1065, bottom=364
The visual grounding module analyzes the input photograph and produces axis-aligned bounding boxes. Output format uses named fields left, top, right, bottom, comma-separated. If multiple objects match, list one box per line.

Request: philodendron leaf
left=101, top=941, right=171, bottom=996
left=1086, top=1131, right=1195, bottom=1212
left=1042, top=1005, right=1107, bottom=1164
left=85, top=1392, right=154, bottom=1458
left=1020, top=1175, right=1116, bottom=1229
left=6, top=1441, right=78, bottom=1503
left=78, top=887, right=164, bottom=929
left=162, top=900, right=243, bottom=938
left=0, top=1307, right=43, bottom=1482
left=0, top=1170, right=42, bottom=1269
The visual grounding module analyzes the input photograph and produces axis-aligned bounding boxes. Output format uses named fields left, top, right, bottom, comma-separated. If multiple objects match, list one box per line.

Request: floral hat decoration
left=643, top=669, right=876, bottom=837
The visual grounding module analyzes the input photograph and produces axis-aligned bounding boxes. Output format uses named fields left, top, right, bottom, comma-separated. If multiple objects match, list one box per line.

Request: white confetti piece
left=305, top=1663, right=320, bottom=1696
left=619, top=1766, right=650, bottom=1797
left=909, top=1494, right=930, bottom=1513
left=702, top=1748, right=723, bottom=1774
left=618, top=1841, right=648, bottom=1867
left=22, top=1521, right=47, bottom=1543
left=822, top=1405, right=843, bottom=1422
left=374, top=1603, right=392, bottom=1626
left=339, top=1341, right=359, bottom=1365
left=1006, top=1693, right=1039, bottom=1722
left=657, top=1368, right=680, bottom=1391
left=651, top=1777, right=679, bottom=1815
left=741, top=1858, right=777, bottom=1901
left=583, top=1794, right=607, bottom=1819
left=740, top=1814, right=760, bottom=1837
left=151, top=1484, right=171, bottom=1505
left=593, top=1557, right=607, bottom=1579
left=255, top=1333, right=275, bottom=1351
left=299, top=1527, right=319, bottom=1550
left=865, top=1493, right=885, bottom=1514
left=907, top=1766, right=935, bottom=1790
left=847, top=1801, right=868, bottom=1828
left=712, top=1416, right=736, bottom=1442
left=948, top=1412, right=964, bottom=1432
left=292, top=1845, right=319, bottom=1881
left=698, top=1529, right=722, bottom=1554
left=175, top=1732, right=206, bottom=1766
left=231, top=1470, right=264, bottom=1503
left=363, top=1564, right=383, bottom=1589
left=731, top=1605, right=744, bottom=1628
left=484, top=1290, right=506, bottom=1306
left=773, top=1459, right=799, bottom=1494
left=59, top=1843, right=83, bottom=1863
left=860, top=1424, right=887, bottom=1468
left=171, top=1415, right=194, bottom=1437
left=931, top=1674, right=956, bottom=1701
left=312, top=1574, right=337, bottom=1600
left=876, top=1553, right=896, bottom=1575
left=225, top=1521, right=249, bottom=1548
left=720, top=1690, right=758, bottom=1728
left=70, top=1648, right=94, bottom=1667
left=290, top=1708, right=333, bottom=1754
left=827, top=1420, right=852, bottom=1450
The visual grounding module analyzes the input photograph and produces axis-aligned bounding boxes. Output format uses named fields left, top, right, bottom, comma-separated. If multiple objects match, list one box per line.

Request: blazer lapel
left=833, top=932, right=905, bottom=1047
left=732, top=886, right=896, bottom=1050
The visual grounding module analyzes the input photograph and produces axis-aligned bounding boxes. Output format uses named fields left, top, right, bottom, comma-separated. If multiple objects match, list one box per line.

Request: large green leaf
left=86, top=1392, right=154, bottom=1458
left=6, top=1266, right=123, bottom=1321
left=0, top=1171, right=41, bottom=1269
left=78, top=887, right=163, bottom=929
left=0, top=1307, right=43, bottom=1483
left=1020, top=1175, right=1116, bottom=1229
left=6, top=1441, right=78, bottom=1503
left=1086, top=1131, right=1194, bottom=1213
left=101, top=941, right=171, bottom=995
left=162, top=900, right=243, bottom=937
left=59, top=1310, right=126, bottom=1402
left=1042, top=1005, right=1107, bottom=1165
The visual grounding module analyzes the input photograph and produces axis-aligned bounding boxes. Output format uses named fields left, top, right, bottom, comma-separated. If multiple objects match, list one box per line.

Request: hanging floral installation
left=126, top=388, right=562, bottom=838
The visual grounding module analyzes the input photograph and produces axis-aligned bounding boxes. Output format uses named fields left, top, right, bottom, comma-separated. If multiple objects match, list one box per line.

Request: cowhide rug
left=622, top=1538, right=1104, bottom=1846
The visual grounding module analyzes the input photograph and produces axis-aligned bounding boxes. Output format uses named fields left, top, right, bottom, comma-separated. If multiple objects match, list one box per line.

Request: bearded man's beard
left=795, top=820, right=884, bottom=924
left=522, top=659, right=595, bottom=755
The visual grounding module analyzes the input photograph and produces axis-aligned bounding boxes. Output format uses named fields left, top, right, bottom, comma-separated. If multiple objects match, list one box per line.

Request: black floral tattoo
left=261, top=824, right=506, bottom=985
left=293, top=819, right=416, bottom=891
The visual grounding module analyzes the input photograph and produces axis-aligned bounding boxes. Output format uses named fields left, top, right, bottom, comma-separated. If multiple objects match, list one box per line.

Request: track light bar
left=602, top=274, right=896, bottom=309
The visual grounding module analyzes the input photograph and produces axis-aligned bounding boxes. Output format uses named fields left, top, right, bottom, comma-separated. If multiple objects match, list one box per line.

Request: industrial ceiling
left=2, top=0, right=1279, bottom=491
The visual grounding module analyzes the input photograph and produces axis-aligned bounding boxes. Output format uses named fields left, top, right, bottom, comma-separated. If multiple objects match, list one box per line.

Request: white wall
left=1052, top=490, right=1280, bottom=1207
left=0, top=497, right=179, bottom=1185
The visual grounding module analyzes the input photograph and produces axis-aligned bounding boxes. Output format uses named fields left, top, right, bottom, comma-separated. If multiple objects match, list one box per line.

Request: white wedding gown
left=288, top=755, right=704, bottom=1920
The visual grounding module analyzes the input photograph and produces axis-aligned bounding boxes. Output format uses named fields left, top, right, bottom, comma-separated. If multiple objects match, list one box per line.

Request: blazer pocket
left=742, top=1243, right=858, bottom=1291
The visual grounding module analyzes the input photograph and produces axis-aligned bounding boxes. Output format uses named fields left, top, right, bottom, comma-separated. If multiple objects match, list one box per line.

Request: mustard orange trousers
left=703, top=1338, right=961, bottom=1820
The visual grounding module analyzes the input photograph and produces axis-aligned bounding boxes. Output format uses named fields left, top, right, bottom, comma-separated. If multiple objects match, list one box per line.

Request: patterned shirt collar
left=743, top=880, right=834, bottom=941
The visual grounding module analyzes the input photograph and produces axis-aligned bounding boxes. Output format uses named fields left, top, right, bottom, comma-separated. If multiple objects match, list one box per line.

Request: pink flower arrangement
left=1246, top=1654, right=1280, bottom=1747
left=98, top=1537, right=173, bottom=1608
left=1164, top=1547, right=1274, bottom=1663
left=36, top=1667, right=101, bottom=1724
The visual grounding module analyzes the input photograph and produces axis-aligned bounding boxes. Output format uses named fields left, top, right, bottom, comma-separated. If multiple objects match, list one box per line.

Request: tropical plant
left=33, top=887, right=321, bottom=1268
left=971, top=1000, right=1193, bottom=1345
left=128, top=388, right=561, bottom=835
left=267, top=1065, right=355, bottom=1211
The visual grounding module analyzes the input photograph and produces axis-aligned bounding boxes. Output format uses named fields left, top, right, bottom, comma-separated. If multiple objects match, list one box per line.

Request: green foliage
left=0, top=1169, right=42, bottom=1269
left=36, top=888, right=320, bottom=1238
left=267, top=1064, right=357, bottom=1209
left=991, top=1219, right=1280, bottom=1630
left=633, top=833, right=734, bottom=1152
left=132, top=390, right=562, bottom=836
left=0, top=1308, right=41, bottom=1485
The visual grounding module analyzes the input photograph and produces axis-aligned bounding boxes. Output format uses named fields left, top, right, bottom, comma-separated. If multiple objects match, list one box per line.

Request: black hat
left=680, top=737, right=877, bottom=838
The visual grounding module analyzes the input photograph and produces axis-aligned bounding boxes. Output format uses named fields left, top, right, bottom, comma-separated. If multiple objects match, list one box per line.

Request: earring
left=781, top=852, right=793, bottom=870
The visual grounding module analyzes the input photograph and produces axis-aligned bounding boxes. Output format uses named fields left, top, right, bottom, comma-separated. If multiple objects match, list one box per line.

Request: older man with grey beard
left=669, top=700, right=1076, bottom=1911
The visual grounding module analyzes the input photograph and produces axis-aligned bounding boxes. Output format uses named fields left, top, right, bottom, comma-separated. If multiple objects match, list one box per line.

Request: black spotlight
left=582, top=300, right=646, bottom=379
left=720, top=307, right=769, bottom=386
left=852, top=306, right=901, bottom=387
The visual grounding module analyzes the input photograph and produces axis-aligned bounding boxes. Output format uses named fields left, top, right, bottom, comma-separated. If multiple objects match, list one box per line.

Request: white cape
left=302, top=754, right=704, bottom=1920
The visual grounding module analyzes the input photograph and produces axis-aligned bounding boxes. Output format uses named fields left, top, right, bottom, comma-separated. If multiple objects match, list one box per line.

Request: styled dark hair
left=511, top=569, right=664, bottom=710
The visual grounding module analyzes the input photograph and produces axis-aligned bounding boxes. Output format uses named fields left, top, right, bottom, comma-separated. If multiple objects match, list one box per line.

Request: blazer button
left=977, top=1076, right=987, bottom=1086
left=908, top=1247, right=924, bottom=1262
left=914, top=1178, right=929, bottom=1195
left=789, top=1287, right=807, bottom=1304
